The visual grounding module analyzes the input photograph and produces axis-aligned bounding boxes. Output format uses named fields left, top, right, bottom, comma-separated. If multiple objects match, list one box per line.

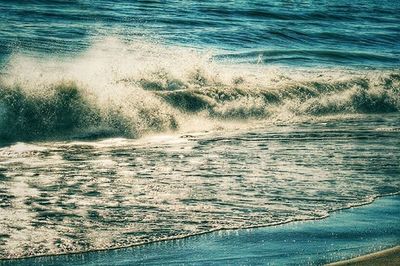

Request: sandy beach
left=328, top=245, right=400, bottom=266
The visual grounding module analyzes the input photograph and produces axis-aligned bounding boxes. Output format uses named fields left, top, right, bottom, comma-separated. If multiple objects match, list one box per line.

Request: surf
left=0, top=38, right=399, bottom=142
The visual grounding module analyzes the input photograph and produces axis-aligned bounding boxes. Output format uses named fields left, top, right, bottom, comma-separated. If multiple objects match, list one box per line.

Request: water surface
left=0, top=0, right=399, bottom=260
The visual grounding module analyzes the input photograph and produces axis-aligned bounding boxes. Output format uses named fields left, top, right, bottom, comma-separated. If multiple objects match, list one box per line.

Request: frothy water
left=0, top=39, right=399, bottom=142
left=0, top=115, right=399, bottom=258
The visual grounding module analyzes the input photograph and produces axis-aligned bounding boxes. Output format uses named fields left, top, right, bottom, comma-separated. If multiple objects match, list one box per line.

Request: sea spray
left=0, top=39, right=399, bottom=141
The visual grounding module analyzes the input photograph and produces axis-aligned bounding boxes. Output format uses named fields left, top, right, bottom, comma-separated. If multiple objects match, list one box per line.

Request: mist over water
left=0, top=0, right=399, bottom=260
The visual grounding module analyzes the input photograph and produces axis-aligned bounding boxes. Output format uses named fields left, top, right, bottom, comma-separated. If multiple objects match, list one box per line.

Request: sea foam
left=0, top=38, right=399, bottom=141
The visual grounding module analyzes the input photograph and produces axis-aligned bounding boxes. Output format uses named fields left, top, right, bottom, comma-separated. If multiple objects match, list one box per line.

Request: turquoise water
left=1, top=0, right=399, bottom=67
left=0, top=0, right=399, bottom=261
left=2, top=196, right=399, bottom=265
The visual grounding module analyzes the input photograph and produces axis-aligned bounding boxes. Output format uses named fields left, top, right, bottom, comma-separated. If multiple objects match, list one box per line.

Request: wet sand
left=328, top=245, right=400, bottom=266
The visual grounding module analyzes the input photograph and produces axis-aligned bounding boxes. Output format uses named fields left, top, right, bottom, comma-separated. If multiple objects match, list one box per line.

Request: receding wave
left=0, top=38, right=399, bottom=141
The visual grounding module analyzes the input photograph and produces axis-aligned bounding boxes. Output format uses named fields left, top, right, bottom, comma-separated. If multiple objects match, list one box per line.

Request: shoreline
left=0, top=192, right=398, bottom=261
left=327, top=246, right=400, bottom=266
left=1, top=194, right=399, bottom=265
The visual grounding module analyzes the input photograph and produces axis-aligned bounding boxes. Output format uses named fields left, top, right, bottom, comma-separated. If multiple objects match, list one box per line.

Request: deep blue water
left=1, top=0, right=400, bottom=67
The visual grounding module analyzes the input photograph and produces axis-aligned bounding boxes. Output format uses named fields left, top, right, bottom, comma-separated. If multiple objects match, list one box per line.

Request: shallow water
left=0, top=0, right=399, bottom=260
left=0, top=114, right=399, bottom=258
left=2, top=195, right=399, bottom=265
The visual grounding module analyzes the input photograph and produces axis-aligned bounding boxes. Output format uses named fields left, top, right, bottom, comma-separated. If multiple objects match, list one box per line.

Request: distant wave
left=0, top=38, right=399, bottom=141
left=216, top=49, right=400, bottom=66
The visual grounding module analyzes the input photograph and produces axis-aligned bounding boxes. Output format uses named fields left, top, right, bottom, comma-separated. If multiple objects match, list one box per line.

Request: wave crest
left=155, top=72, right=399, bottom=119
left=0, top=80, right=178, bottom=141
left=0, top=38, right=399, bottom=141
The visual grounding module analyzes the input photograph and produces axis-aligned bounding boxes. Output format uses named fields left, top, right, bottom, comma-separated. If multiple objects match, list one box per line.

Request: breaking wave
left=0, top=38, right=399, bottom=141
left=0, top=81, right=178, bottom=141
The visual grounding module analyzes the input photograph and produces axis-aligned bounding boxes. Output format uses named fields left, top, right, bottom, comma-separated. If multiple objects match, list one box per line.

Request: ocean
left=0, top=0, right=399, bottom=260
